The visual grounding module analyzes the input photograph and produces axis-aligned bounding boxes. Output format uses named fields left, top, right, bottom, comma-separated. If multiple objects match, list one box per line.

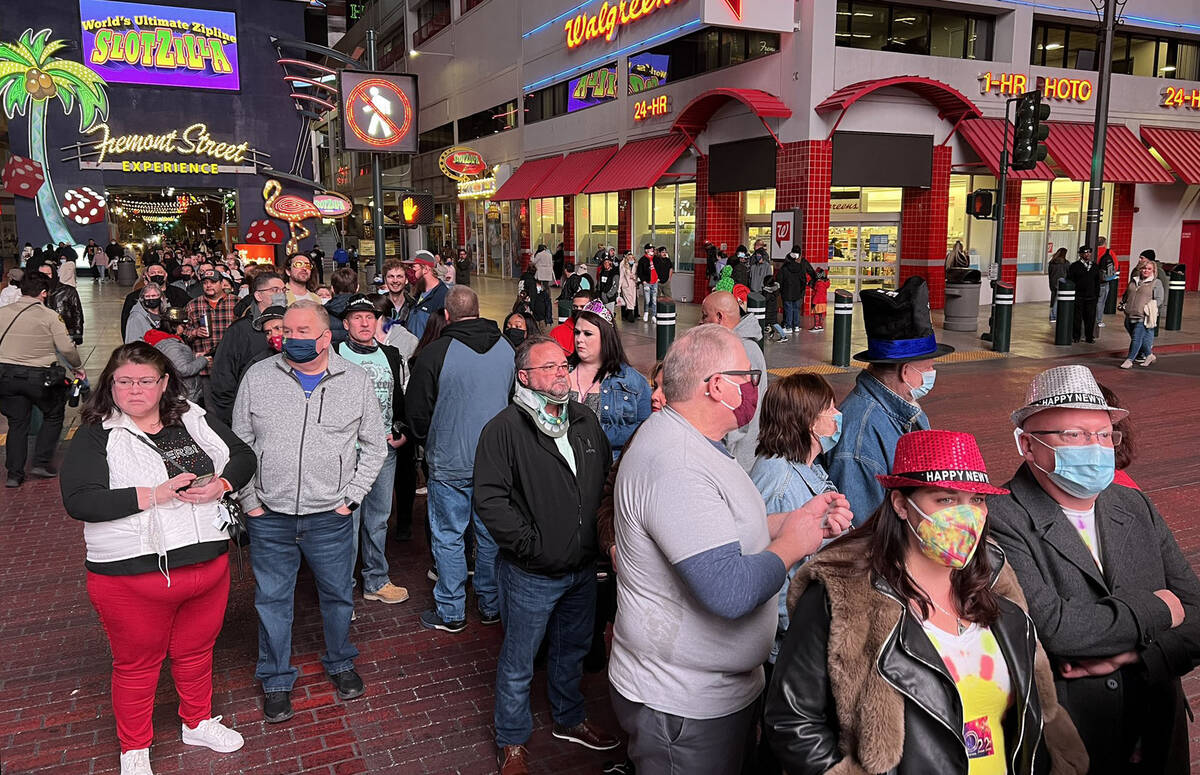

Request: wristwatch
left=346, top=501, right=359, bottom=512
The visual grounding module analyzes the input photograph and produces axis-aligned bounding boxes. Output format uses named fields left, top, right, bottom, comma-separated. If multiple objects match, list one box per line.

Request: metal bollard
left=1166, top=267, right=1185, bottom=331
left=746, top=292, right=767, bottom=341
left=1054, top=278, right=1075, bottom=346
left=832, top=289, right=854, bottom=367
left=1104, top=277, right=1119, bottom=315
left=655, top=299, right=676, bottom=360
left=557, top=296, right=570, bottom=325
left=991, top=282, right=1014, bottom=353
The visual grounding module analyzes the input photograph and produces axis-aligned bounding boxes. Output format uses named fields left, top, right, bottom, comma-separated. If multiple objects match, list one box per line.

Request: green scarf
left=513, top=379, right=570, bottom=438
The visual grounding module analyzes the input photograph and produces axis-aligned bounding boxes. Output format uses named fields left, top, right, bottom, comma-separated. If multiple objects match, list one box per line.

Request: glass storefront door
left=826, top=221, right=899, bottom=299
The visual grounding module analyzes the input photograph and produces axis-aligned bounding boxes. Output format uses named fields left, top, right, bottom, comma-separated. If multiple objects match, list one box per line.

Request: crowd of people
left=0, top=234, right=1196, bottom=775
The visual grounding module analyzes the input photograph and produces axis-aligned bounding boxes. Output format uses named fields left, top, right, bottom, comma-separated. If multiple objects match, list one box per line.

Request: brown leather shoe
left=497, top=744, right=529, bottom=775
left=552, top=720, right=621, bottom=751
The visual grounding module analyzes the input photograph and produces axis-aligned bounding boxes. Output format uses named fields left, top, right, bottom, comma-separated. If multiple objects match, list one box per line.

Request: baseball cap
left=406, top=249, right=436, bottom=267
left=339, top=293, right=382, bottom=319
left=200, top=270, right=221, bottom=282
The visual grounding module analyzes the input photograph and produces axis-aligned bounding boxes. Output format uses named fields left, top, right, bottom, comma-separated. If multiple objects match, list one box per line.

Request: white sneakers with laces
left=181, top=715, right=245, bottom=753
left=120, top=748, right=153, bottom=775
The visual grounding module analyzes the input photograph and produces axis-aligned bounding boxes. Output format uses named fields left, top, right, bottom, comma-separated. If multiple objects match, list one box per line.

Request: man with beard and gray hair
left=474, top=334, right=619, bottom=774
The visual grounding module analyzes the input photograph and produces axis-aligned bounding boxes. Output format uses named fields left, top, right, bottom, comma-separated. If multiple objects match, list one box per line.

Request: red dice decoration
left=61, top=187, right=107, bottom=225
left=244, top=219, right=284, bottom=244
left=3, top=155, right=45, bottom=198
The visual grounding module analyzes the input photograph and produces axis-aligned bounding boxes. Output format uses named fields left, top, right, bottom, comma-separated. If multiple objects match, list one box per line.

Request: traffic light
left=398, top=191, right=435, bottom=226
left=1012, top=90, right=1051, bottom=171
left=967, top=189, right=995, bottom=220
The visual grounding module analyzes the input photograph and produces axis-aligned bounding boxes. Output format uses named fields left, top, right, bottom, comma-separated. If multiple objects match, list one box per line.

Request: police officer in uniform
left=0, top=272, right=84, bottom=488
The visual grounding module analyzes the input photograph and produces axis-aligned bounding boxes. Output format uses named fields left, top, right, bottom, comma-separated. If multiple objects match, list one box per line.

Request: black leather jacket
left=766, top=545, right=1051, bottom=775
left=50, top=284, right=84, bottom=343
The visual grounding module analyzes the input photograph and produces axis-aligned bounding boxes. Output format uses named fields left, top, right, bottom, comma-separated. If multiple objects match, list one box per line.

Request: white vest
left=83, top=404, right=232, bottom=578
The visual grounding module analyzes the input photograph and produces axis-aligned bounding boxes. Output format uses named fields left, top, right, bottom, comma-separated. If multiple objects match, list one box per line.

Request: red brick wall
left=775, top=140, right=832, bottom=268
left=999, top=178, right=1021, bottom=289
left=1110, top=183, right=1135, bottom=296
left=898, top=144, right=952, bottom=308
left=617, top=190, right=631, bottom=255
left=693, top=155, right=745, bottom=301
left=563, top=195, right=575, bottom=262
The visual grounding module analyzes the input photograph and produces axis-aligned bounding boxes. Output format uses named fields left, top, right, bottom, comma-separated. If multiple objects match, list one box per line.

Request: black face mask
left=143, top=297, right=162, bottom=309
left=148, top=275, right=166, bottom=285
left=504, top=327, right=527, bottom=348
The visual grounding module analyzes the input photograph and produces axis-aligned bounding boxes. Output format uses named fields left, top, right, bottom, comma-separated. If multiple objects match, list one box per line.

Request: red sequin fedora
left=876, top=430, right=1010, bottom=495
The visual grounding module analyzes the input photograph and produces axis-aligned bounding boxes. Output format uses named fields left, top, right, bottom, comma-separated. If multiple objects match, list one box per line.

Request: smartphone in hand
left=185, top=474, right=215, bottom=491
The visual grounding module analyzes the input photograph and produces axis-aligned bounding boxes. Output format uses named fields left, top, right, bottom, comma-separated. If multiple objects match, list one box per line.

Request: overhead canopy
left=1043, top=122, right=1173, bottom=184
left=491, top=155, right=564, bottom=201
left=527, top=145, right=617, bottom=198
left=671, top=88, right=791, bottom=134
left=583, top=133, right=691, bottom=194
left=1139, top=126, right=1200, bottom=185
left=957, top=118, right=1054, bottom=181
left=815, top=76, right=982, bottom=122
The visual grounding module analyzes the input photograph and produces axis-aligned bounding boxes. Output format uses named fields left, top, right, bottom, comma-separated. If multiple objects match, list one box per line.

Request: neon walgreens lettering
left=86, top=123, right=251, bottom=164
left=565, top=0, right=680, bottom=49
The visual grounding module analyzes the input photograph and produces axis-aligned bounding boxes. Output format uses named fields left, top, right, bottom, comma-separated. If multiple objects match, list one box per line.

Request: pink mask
left=721, top=375, right=758, bottom=428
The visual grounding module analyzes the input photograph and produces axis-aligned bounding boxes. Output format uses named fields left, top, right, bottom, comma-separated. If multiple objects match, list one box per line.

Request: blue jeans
left=246, top=510, right=358, bottom=691
left=427, top=477, right=499, bottom=621
left=642, top=282, right=658, bottom=318
left=351, top=447, right=397, bottom=593
left=1125, top=319, right=1154, bottom=360
left=1096, top=281, right=1109, bottom=322
left=783, top=299, right=802, bottom=329
left=495, top=559, right=595, bottom=746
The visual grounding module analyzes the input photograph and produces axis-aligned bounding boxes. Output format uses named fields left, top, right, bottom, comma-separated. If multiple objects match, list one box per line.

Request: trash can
left=943, top=281, right=983, bottom=332
left=116, top=257, right=137, bottom=287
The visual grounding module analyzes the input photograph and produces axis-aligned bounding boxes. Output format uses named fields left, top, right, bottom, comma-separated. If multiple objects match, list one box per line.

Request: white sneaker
left=120, top=748, right=153, bottom=775
left=1120, top=359, right=1133, bottom=369
left=642, top=312, right=649, bottom=322
left=1141, top=353, right=1156, bottom=367
left=181, top=716, right=244, bottom=753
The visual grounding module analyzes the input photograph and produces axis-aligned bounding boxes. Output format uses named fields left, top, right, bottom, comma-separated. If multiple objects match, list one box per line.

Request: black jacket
left=596, top=265, right=620, bottom=303
left=49, top=284, right=84, bottom=343
left=779, top=257, right=817, bottom=302
left=325, top=293, right=354, bottom=344
left=474, top=402, right=611, bottom=575
left=1067, top=259, right=1101, bottom=301
left=332, top=340, right=407, bottom=437
left=121, top=284, right=191, bottom=335
left=731, top=258, right=751, bottom=288
left=766, top=542, right=1071, bottom=775
left=988, top=465, right=1200, bottom=775
left=636, top=255, right=672, bottom=285
left=208, top=312, right=272, bottom=426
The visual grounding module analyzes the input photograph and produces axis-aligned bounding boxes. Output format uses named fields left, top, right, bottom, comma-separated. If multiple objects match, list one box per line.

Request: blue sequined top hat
left=853, top=276, right=955, bottom=364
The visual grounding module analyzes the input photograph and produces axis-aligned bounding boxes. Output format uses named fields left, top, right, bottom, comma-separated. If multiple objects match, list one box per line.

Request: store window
left=575, top=192, right=619, bottom=260
left=525, top=63, right=618, bottom=124
left=745, top=189, right=775, bottom=216
left=836, top=1, right=992, bottom=60
left=947, top=174, right=997, bottom=270
left=531, top=197, right=564, bottom=253
left=458, top=99, right=518, bottom=143
left=1015, top=179, right=1112, bottom=274
left=1033, top=21, right=1200, bottom=80
left=863, top=188, right=902, bottom=213
left=633, top=183, right=697, bottom=270
left=418, top=122, right=454, bottom=154
left=630, top=27, right=779, bottom=93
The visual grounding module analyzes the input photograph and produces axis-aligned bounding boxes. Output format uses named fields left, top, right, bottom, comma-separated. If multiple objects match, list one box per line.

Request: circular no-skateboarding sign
left=339, top=71, right=419, bottom=153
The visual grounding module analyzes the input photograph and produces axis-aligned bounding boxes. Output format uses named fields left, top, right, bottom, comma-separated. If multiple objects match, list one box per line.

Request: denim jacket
left=595, top=362, right=652, bottom=457
left=826, top=370, right=928, bottom=526
left=750, top=455, right=837, bottom=663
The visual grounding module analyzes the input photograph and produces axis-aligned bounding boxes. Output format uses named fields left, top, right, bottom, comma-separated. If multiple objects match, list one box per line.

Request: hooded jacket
left=405, top=317, right=515, bottom=480
left=144, top=328, right=207, bottom=401
left=724, top=312, right=768, bottom=472
left=765, top=540, right=1088, bottom=775
left=474, top=401, right=611, bottom=575
left=780, top=255, right=817, bottom=302
left=749, top=249, right=772, bottom=292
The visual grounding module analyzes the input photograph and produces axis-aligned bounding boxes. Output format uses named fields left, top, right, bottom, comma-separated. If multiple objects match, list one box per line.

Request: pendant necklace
left=927, top=597, right=968, bottom=636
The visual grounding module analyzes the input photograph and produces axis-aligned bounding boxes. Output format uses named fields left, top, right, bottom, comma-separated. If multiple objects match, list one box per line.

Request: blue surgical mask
left=907, top=367, right=937, bottom=401
left=819, top=411, right=843, bottom=454
left=1018, top=430, right=1115, bottom=498
left=282, top=337, right=320, bottom=363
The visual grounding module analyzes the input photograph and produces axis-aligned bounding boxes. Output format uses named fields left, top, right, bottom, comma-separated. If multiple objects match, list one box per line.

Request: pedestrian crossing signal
left=399, top=192, right=434, bottom=226
left=967, top=189, right=995, bottom=220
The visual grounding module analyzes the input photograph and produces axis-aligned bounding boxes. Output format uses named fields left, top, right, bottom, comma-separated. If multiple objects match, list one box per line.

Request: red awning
left=527, top=145, right=618, bottom=198
left=672, top=88, right=791, bottom=134
left=1043, top=122, right=1173, bottom=184
left=492, top=155, right=563, bottom=201
left=957, top=118, right=1054, bottom=181
left=1139, top=126, right=1200, bottom=185
left=583, top=133, right=691, bottom=194
left=815, top=76, right=981, bottom=121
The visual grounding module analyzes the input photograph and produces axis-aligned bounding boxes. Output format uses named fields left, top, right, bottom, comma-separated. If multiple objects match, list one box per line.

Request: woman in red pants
left=60, top=342, right=256, bottom=775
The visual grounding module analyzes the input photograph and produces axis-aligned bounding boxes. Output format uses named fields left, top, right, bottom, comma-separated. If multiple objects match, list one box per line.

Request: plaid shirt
left=186, top=293, right=238, bottom=375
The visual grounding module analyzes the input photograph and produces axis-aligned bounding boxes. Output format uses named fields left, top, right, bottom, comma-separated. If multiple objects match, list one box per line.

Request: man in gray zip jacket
left=232, top=300, right=386, bottom=724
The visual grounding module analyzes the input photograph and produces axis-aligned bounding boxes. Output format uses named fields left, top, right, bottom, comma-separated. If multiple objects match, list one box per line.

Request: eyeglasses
left=114, top=376, right=164, bottom=389
left=522, top=363, right=569, bottom=374
left=1027, top=429, right=1122, bottom=447
left=704, top=369, right=763, bottom=387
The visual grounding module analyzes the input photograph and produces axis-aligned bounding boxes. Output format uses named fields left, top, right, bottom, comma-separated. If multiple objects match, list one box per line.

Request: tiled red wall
left=898, top=145, right=952, bottom=308
left=617, top=190, right=631, bottom=255
left=563, top=195, right=575, bottom=261
left=999, top=178, right=1021, bottom=289
left=775, top=140, right=832, bottom=268
left=693, top=155, right=745, bottom=301
left=1110, top=183, right=1135, bottom=296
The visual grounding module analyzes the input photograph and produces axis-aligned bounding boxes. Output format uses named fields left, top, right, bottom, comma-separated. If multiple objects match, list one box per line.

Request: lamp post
left=367, top=28, right=386, bottom=277
left=1084, top=0, right=1117, bottom=252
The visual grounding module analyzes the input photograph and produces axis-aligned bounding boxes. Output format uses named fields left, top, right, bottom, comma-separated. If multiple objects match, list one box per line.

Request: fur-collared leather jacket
left=764, top=540, right=1088, bottom=775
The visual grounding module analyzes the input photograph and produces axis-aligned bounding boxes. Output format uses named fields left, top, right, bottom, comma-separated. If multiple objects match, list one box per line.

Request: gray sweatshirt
left=232, top=350, right=386, bottom=515
left=725, top=313, right=768, bottom=473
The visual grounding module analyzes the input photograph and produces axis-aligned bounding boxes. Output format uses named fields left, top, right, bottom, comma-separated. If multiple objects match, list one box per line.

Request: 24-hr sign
left=80, top=0, right=240, bottom=91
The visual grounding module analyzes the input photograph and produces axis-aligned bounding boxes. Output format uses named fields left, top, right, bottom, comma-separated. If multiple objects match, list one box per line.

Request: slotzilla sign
left=80, top=0, right=241, bottom=91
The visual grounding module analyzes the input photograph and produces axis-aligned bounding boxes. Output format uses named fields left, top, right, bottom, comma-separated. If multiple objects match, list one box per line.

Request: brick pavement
left=2, top=278, right=1200, bottom=773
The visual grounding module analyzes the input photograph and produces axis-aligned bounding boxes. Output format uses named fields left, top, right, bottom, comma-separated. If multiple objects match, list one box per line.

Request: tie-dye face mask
left=905, top=499, right=985, bottom=569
